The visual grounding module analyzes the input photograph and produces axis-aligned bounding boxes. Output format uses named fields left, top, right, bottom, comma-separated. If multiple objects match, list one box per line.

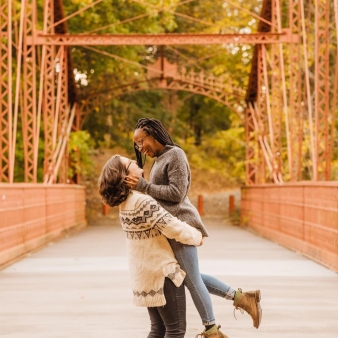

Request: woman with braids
left=98, top=154, right=205, bottom=338
left=125, top=117, right=262, bottom=338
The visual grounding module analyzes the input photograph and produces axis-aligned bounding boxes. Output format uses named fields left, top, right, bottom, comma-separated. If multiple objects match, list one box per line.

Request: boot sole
left=254, top=290, right=262, bottom=329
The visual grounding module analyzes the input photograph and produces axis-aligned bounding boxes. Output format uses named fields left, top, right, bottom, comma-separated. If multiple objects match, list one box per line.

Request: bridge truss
left=80, top=56, right=247, bottom=126
left=0, top=0, right=337, bottom=185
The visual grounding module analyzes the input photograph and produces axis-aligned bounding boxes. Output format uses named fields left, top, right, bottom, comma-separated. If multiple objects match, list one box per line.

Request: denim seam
left=175, top=285, right=186, bottom=337
left=174, top=244, right=216, bottom=326
left=205, top=285, right=227, bottom=298
left=205, top=285, right=234, bottom=300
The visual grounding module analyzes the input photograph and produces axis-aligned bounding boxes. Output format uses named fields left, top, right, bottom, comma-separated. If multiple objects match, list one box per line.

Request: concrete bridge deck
left=0, top=217, right=337, bottom=338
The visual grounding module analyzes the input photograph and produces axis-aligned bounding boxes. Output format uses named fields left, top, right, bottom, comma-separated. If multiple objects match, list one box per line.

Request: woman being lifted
left=125, top=118, right=262, bottom=338
left=99, top=154, right=203, bottom=338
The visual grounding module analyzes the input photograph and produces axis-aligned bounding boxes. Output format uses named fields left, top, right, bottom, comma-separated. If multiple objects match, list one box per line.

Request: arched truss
left=0, top=0, right=337, bottom=185
left=80, top=69, right=246, bottom=126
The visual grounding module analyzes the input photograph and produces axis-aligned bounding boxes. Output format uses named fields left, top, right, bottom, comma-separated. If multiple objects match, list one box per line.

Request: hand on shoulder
left=125, top=175, right=140, bottom=189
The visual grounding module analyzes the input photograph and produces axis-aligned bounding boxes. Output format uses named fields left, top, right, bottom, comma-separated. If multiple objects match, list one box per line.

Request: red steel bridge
left=0, top=0, right=337, bottom=272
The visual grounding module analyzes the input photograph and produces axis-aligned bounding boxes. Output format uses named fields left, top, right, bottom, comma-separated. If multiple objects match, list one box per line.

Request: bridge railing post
left=197, top=194, right=204, bottom=216
left=229, top=195, right=235, bottom=215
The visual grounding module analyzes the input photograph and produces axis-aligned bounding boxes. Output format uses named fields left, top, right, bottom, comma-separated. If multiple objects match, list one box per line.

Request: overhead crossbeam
left=29, top=31, right=298, bottom=46
left=80, top=59, right=246, bottom=127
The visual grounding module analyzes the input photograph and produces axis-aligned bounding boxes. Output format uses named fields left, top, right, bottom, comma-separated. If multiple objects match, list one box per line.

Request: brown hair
left=98, top=155, right=131, bottom=207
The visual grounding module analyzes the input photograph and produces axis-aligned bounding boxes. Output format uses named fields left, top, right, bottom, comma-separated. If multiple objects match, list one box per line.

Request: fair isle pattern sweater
left=119, top=191, right=202, bottom=307
left=135, top=145, right=209, bottom=237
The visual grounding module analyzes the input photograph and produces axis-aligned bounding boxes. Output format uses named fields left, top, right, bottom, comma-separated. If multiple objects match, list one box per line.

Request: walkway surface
left=1, top=216, right=337, bottom=338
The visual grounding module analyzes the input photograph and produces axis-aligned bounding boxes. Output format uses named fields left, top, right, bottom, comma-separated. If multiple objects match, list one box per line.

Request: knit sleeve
left=141, top=198, right=202, bottom=246
left=135, top=149, right=189, bottom=203
left=155, top=212, right=202, bottom=246
left=132, top=194, right=202, bottom=245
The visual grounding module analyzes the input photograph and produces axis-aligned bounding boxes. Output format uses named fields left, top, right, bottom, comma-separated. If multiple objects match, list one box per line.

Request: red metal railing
left=0, top=184, right=86, bottom=267
left=241, top=182, right=338, bottom=272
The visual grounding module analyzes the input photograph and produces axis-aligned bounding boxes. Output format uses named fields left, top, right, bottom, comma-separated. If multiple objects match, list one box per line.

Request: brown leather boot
left=195, top=325, right=229, bottom=338
left=233, top=288, right=262, bottom=329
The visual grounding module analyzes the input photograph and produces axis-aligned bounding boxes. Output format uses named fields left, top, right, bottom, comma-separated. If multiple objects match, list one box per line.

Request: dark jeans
left=147, top=278, right=186, bottom=338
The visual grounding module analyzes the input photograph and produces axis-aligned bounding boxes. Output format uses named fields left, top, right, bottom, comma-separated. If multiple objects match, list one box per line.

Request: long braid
left=134, top=118, right=179, bottom=168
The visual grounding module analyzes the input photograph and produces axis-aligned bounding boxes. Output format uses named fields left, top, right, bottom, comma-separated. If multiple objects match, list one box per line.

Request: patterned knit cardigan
left=119, top=191, right=202, bottom=307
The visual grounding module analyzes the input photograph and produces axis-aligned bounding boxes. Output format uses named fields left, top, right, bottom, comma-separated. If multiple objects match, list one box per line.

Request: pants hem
left=202, top=320, right=216, bottom=326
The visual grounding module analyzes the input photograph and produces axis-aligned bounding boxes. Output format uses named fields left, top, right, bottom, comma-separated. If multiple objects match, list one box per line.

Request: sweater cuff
left=192, top=231, right=203, bottom=247
left=135, top=176, right=149, bottom=193
left=171, top=268, right=186, bottom=287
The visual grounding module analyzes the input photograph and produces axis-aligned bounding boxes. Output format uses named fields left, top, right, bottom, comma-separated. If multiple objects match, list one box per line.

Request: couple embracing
left=98, top=118, right=262, bottom=338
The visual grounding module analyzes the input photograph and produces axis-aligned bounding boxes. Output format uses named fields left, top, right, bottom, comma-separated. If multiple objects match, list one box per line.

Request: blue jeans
left=169, top=239, right=236, bottom=325
left=147, top=278, right=186, bottom=338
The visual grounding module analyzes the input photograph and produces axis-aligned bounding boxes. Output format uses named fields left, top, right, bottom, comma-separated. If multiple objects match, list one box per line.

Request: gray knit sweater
left=135, top=145, right=209, bottom=237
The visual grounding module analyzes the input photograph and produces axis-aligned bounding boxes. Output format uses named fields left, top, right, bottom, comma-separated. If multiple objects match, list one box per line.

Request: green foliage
left=331, top=118, right=338, bottom=180
left=12, top=123, right=45, bottom=182
left=68, top=130, right=95, bottom=177
left=177, top=95, right=233, bottom=145
left=13, top=129, right=25, bottom=182
left=331, top=160, right=338, bottom=181
left=179, top=127, right=246, bottom=185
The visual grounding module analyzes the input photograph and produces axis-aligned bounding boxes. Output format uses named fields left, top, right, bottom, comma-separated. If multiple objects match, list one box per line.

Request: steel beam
left=314, top=0, right=330, bottom=180
left=267, top=0, right=284, bottom=182
left=245, top=0, right=273, bottom=184
left=332, top=0, right=338, bottom=176
left=56, top=46, right=69, bottom=183
left=245, top=106, right=257, bottom=185
left=271, top=0, right=290, bottom=181
left=262, top=45, right=282, bottom=183
left=254, top=47, right=270, bottom=184
left=53, top=0, right=78, bottom=106
left=22, top=0, right=37, bottom=182
left=288, top=0, right=303, bottom=181
left=0, top=0, right=12, bottom=182
left=43, top=0, right=56, bottom=180
left=28, top=31, right=298, bottom=46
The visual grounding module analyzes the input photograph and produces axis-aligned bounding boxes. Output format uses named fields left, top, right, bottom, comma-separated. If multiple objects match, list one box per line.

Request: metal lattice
left=0, top=0, right=336, bottom=185
left=0, top=0, right=12, bottom=182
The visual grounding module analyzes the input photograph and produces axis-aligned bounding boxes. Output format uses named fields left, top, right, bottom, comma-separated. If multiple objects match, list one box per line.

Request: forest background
left=62, top=0, right=253, bottom=190
left=63, top=0, right=259, bottom=190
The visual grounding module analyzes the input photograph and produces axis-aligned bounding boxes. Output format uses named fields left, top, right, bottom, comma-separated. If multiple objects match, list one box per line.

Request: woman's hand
left=199, top=237, right=205, bottom=246
left=124, top=175, right=140, bottom=189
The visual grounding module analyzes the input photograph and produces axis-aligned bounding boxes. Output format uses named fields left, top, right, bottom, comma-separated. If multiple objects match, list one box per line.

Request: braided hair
left=134, top=118, right=180, bottom=168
